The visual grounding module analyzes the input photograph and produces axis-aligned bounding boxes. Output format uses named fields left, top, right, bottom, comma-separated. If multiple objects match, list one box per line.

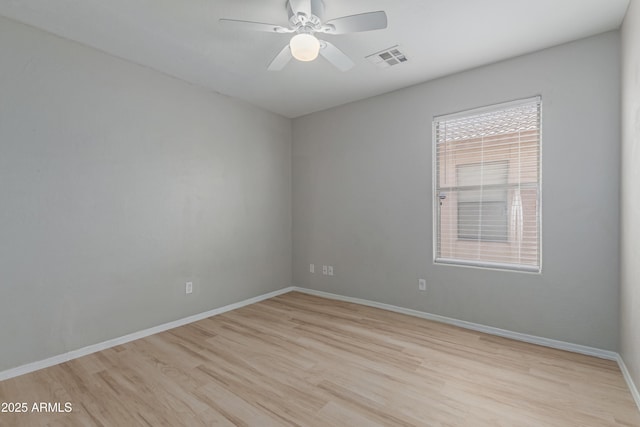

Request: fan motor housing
left=287, top=0, right=325, bottom=25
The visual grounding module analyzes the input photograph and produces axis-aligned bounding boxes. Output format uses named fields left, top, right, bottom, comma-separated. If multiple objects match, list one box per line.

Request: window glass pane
left=458, top=201, right=508, bottom=241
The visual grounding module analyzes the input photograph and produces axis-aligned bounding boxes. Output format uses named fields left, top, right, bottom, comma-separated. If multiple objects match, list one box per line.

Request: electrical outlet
left=322, top=265, right=328, bottom=275
left=418, top=279, right=426, bottom=291
left=327, top=266, right=334, bottom=276
left=310, top=263, right=315, bottom=273
left=186, top=281, right=193, bottom=295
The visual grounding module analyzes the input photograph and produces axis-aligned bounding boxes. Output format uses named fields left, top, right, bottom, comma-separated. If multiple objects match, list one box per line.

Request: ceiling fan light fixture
left=290, top=33, right=320, bottom=62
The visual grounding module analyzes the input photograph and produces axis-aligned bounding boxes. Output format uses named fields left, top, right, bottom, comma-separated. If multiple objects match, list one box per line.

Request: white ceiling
left=0, top=0, right=629, bottom=118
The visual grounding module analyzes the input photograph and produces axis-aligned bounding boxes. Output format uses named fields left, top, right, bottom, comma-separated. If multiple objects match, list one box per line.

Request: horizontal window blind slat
left=435, top=258, right=540, bottom=273
left=436, top=135, right=540, bottom=147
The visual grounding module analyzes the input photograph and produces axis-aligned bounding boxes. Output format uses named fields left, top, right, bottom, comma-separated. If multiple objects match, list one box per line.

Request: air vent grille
left=366, top=45, right=408, bottom=68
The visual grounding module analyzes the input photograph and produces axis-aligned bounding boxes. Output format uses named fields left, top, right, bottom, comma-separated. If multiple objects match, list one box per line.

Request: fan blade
left=268, top=44, right=293, bottom=71
left=324, top=11, right=387, bottom=34
left=319, top=41, right=354, bottom=71
left=288, top=0, right=312, bottom=18
left=219, top=19, right=292, bottom=33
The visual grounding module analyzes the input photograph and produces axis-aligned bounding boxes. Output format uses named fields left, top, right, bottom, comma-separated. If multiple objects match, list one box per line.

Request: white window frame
left=432, top=97, right=542, bottom=273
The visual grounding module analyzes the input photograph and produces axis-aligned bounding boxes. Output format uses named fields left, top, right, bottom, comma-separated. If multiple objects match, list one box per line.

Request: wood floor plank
left=1, top=291, right=639, bottom=426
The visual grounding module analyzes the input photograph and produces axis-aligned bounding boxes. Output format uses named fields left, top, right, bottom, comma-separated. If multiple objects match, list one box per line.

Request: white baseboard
left=618, top=355, right=640, bottom=411
left=0, top=286, right=295, bottom=382
left=291, top=287, right=618, bottom=360
left=2, top=284, right=639, bottom=415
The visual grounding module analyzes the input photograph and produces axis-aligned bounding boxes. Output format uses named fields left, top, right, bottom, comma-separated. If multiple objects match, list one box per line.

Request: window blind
left=433, top=97, right=541, bottom=272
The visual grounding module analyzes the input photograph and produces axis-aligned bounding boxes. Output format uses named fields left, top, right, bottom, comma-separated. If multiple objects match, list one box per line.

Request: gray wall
left=621, top=0, right=640, bottom=391
left=0, top=11, right=627, bottom=374
left=0, top=16, right=292, bottom=371
left=293, top=32, right=621, bottom=351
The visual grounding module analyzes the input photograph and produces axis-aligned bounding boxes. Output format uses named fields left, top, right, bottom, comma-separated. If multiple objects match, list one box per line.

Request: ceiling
left=0, top=0, right=629, bottom=118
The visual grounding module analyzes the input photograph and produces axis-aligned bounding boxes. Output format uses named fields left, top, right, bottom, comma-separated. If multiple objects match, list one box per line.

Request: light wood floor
left=1, top=291, right=639, bottom=426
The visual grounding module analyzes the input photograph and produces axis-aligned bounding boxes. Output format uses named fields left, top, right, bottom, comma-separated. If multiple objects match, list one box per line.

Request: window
left=433, top=97, right=541, bottom=272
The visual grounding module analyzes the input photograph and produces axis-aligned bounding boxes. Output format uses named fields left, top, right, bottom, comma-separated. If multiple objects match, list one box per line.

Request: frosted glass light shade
left=290, top=34, right=320, bottom=62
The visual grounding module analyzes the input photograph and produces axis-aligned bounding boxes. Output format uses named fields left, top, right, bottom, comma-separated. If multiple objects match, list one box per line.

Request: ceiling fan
left=219, top=0, right=388, bottom=71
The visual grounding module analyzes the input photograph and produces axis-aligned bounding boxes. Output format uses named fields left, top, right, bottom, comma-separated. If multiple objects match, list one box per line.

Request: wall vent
left=366, top=45, right=408, bottom=68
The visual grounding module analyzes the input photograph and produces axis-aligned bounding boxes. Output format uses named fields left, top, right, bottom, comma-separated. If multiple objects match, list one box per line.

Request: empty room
left=1, top=0, right=640, bottom=425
